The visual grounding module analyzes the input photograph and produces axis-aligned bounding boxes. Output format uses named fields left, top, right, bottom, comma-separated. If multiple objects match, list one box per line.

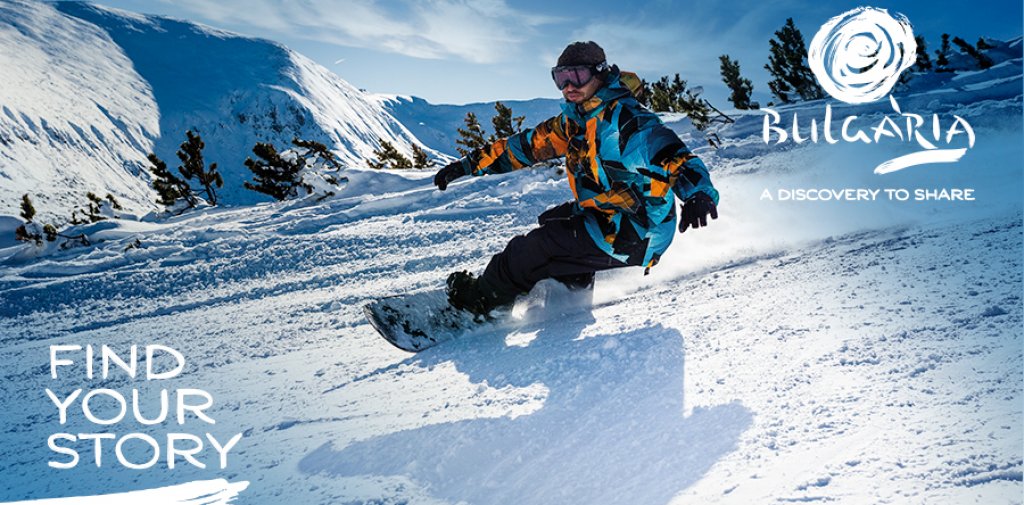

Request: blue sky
left=86, top=0, right=1022, bottom=106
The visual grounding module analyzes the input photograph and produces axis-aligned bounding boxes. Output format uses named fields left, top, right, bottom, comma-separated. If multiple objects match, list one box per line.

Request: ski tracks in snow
left=0, top=171, right=1020, bottom=503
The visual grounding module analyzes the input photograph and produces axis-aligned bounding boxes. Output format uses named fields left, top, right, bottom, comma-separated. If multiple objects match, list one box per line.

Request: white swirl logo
left=808, top=6, right=917, bottom=104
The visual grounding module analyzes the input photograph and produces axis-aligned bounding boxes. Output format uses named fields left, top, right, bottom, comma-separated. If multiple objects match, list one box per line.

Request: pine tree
left=106, top=194, right=123, bottom=210
left=671, top=74, right=688, bottom=110
left=684, top=99, right=712, bottom=131
left=976, top=37, right=994, bottom=50
left=14, top=223, right=39, bottom=245
left=490, top=102, right=525, bottom=141
left=15, top=194, right=41, bottom=245
left=19, top=194, right=35, bottom=222
left=456, top=112, right=488, bottom=156
left=176, top=130, right=223, bottom=205
left=13, top=195, right=74, bottom=245
left=63, top=192, right=120, bottom=225
left=290, top=137, right=346, bottom=190
left=651, top=75, right=675, bottom=111
left=83, top=192, right=105, bottom=223
left=368, top=139, right=414, bottom=169
left=244, top=142, right=307, bottom=200
left=935, top=33, right=952, bottom=72
left=43, top=224, right=57, bottom=242
left=291, top=138, right=342, bottom=170
left=411, top=144, right=435, bottom=168
left=148, top=153, right=193, bottom=208
left=765, top=18, right=823, bottom=103
left=636, top=78, right=653, bottom=108
left=719, top=54, right=754, bottom=109
left=913, top=35, right=932, bottom=72
left=645, top=74, right=713, bottom=129
left=676, top=83, right=712, bottom=131
left=244, top=138, right=345, bottom=199
left=952, top=36, right=993, bottom=69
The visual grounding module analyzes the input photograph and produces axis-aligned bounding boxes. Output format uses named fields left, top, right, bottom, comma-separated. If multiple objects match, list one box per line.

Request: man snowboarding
left=432, top=41, right=720, bottom=317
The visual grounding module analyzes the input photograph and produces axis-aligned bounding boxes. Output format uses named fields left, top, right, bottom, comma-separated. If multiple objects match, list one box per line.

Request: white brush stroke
left=873, top=148, right=968, bottom=174
left=0, top=479, right=249, bottom=505
left=809, top=6, right=917, bottom=104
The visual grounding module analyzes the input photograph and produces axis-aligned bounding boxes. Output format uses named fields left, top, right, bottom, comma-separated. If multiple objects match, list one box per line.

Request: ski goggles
left=551, top=62, right=608, bottom=90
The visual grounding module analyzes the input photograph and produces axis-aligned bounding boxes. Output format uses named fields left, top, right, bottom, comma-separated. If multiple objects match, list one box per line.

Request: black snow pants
left=478, top=202, right=633, bottom=301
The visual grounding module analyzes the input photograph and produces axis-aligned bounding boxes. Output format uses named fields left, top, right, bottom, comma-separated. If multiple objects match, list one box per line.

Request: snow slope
left=0, top=0, right=431, bottom=219
left=0, top=31, right=1021, bottom=505
left=0, top=0, right=159, bottom=221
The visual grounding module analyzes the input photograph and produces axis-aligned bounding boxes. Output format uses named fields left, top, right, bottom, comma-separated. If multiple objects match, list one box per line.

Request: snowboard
left=363, top=289, right=496, bottom=352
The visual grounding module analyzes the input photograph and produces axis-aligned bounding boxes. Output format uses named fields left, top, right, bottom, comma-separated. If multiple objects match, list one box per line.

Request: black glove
left=679, top=192, right=718, bottom=233
left=433, top=161, right=466, bottom=191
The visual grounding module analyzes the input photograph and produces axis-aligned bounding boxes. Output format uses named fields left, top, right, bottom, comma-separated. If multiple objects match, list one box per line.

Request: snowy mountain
left=374, top=94, right=562, bottom=157
left=1, top=25, right=1020, bottom=504
left=0, top=0, right=430, bottom=220
left=0, top=0, right=158, bottom=221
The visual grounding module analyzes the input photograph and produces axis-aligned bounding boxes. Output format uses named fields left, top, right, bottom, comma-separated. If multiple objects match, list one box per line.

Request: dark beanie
left=557, top=41, right=606, bottom=67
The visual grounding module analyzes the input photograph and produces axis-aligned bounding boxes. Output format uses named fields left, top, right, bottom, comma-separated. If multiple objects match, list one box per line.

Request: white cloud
left=161, top=0, right=562, bottom=64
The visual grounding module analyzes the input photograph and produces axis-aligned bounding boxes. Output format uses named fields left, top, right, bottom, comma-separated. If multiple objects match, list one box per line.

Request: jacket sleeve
left=644, top=124, right=719, bottom=206
left=577, top=119, right=718, bottom=225
left=458, top=115, right=570, bottom=176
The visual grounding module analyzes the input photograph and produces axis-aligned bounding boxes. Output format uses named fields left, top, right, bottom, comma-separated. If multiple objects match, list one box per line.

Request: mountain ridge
left=0, top=0, right=433, bottom=219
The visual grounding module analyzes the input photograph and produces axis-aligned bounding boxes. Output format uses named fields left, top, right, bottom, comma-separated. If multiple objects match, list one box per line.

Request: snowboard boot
left=553, top=272, right=595, bottom=292
left=446, top=270, right=516, bottom=317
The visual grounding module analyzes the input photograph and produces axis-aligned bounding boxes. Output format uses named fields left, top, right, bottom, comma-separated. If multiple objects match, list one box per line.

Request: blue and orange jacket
left=455, top=67, right=719, bottom=271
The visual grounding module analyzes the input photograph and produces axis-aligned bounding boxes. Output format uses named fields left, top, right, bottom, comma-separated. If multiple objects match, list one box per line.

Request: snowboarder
left=433, top=41, right=719, bottom=316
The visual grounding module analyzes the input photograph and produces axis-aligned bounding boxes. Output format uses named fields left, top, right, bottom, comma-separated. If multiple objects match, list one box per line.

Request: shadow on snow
left=301, top=304, right=752, bottom=504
